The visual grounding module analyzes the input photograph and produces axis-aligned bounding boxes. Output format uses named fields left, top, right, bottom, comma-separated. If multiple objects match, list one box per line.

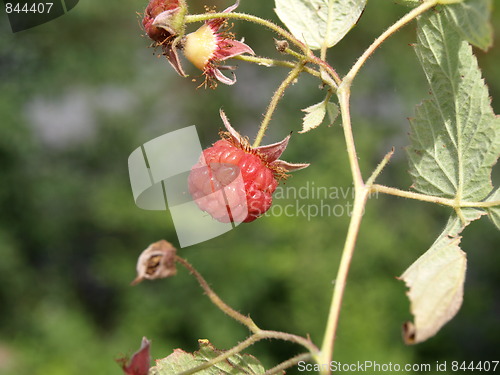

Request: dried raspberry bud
left=142, top=0, right=188, bottom=76
left=131, top=240, right=177, bottom=285
left=183, top=1, right=254, bottom=86
left=188, top=110, right=309, bottom=223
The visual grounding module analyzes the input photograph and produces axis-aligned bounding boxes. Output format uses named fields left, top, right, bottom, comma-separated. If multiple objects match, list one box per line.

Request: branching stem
left=264, top=353, right=312, bottom=375
left=175, top=256, right=260, bottom=333
left=345, top=0, right=438, bottom=83
left=175, top=256, right=320, bottom=375
left=318, top=4, right=440, bottom=373
left=370, top=185, right=500, bottom=208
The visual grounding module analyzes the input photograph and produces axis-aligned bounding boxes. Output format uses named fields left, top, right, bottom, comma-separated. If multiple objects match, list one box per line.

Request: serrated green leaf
left=485, top=188, right=500, bottom=229
left=150, top=339, right=265, bottom=375
left=442, top=0, right=493, bottom=51
left=326, top=101, right=340, bottom=124
left=400, top=233, right=466, bottom=344
left=301, top=101, right=326, bottom=133
left=299, top=100, right=338, bottom=133
left=274, top=0, right=367, bottom=50
left=407, top=11, right=499, bottom=202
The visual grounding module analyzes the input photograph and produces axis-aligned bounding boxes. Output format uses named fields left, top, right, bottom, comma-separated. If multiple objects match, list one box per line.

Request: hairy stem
left=261, top=330, right=319, bottom=355
left=319, top=188, right=369, bottom=374
left=253, top=62, right=305, bottom=147
left=264, top=353, right=312, bottom=375
left=337, top=86, right=363, bottom=189
left=366, top=149, right=394, bottom=187
left=175, top=256, right=320, bottom=374
left=345, top=0, right=437, bottom=83
left=175, top=256, right=260, bottom=333
left=233, top=54, right=330, bottom=85
left=370, top=185, right=500, bottom=208
left=317, top=4, right=441, bottom=369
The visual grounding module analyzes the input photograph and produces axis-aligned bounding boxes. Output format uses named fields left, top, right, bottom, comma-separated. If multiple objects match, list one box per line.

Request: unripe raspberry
left=142, top=0, right=187, bottom=76
left=188, top=111, right=309, bottom=223
left=182, top=2, right=254, bottom=86
left=142, top=0, right=184, bottom=43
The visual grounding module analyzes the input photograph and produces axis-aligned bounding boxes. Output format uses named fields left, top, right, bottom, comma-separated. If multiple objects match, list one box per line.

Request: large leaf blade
left=407, top=10, right=498, bottom=202
left=274, top=0, right=367, bottom=50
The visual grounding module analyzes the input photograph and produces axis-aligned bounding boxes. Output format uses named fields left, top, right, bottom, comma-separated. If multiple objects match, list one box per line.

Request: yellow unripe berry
left=183, top=24, right=218, bottom=70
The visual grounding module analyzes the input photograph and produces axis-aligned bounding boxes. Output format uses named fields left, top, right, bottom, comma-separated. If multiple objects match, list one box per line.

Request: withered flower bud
left=274, top=39, right=289, bottom=53
left=131, top=240, right=177, bottom=285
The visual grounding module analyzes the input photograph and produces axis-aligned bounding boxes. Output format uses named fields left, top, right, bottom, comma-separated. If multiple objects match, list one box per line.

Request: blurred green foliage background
left=0, top=1, right=499, bottom=374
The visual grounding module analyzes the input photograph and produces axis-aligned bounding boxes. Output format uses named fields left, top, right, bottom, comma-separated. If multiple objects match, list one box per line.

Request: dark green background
left=0, top=1, right=498, bottom=374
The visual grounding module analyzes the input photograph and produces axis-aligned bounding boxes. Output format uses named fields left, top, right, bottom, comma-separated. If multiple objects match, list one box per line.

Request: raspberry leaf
left=274, top=0, right=367, bottom=50
left=401, top=8, right=499, bottom=345
left=407, top=10, right=499, bottom=203
left=299, top=99, right=339, bottom=133
left=150, top=339, right=266, bottom=375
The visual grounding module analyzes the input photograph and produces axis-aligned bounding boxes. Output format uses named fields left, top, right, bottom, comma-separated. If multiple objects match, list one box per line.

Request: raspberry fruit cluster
left=188, top=111, right=308, bottom=223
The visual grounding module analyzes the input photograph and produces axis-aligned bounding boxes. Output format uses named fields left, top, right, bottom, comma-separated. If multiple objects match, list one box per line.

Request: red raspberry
left=188, top=111, right=309, bottom=223
left=189, top=139, right=279, bottom=223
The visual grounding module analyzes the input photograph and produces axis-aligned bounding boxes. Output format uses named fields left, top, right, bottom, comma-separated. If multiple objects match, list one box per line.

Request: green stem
left=345, top=0, right=437, bottom=83
left=370, top=185, right=500, bottom=208
left=337, top=85, right=363, bottom=189
left=175, top=256, right=320, bottom=374
left=253, top=62, right=305, bottom=147
left=319, top=188, right=370, bottom=374
left=317, top=4, right=441, bottom=369
left=264, top=353, right=312, bottom=375
left=175, top=256, right=260, bottom=333
left=365, top=148, right=394, bottom=187
left=261, top=330, right=319, bottom=355
left=233, top=54, right=327, bottom=84
left=184, top=12, right=308, bottom=55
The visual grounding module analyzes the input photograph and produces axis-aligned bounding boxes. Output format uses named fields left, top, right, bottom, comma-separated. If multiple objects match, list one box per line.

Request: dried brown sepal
left=131, top=240, right=177, bottom=285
